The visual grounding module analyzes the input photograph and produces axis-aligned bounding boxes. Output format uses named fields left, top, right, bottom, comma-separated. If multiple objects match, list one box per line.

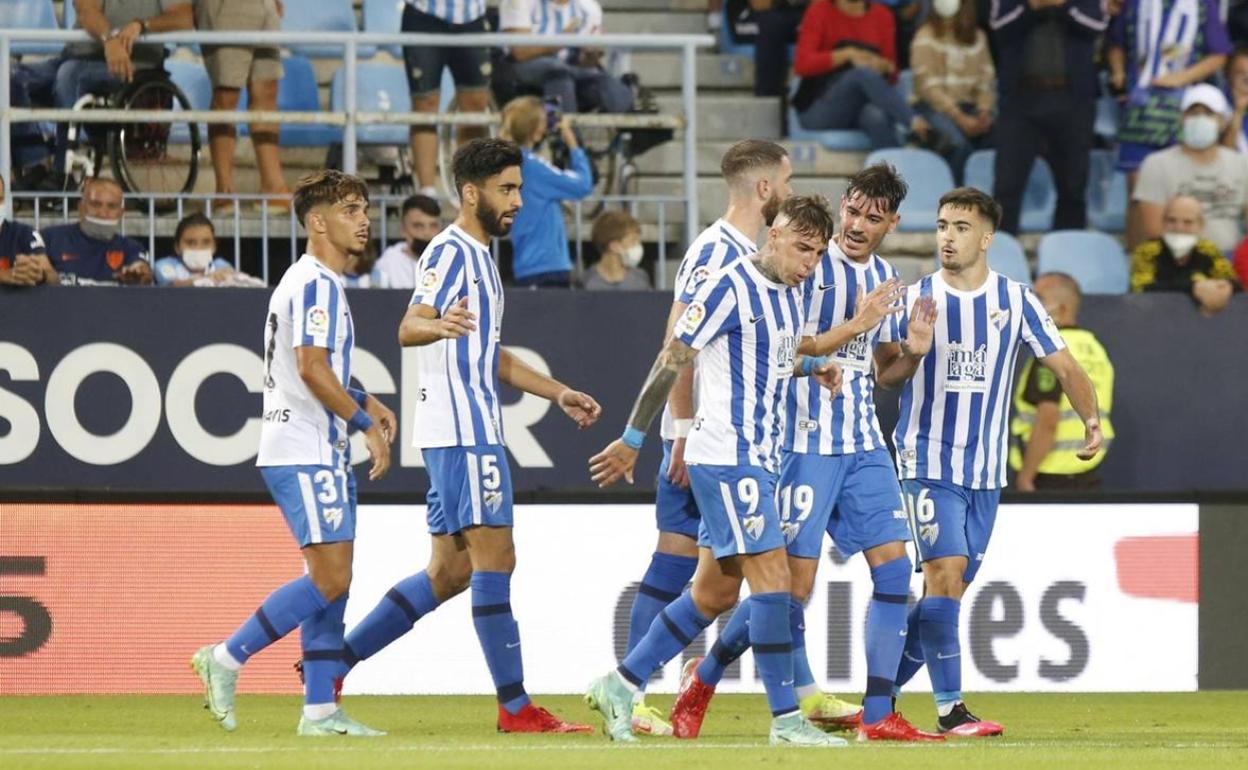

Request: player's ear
left=461, top=182, right=478, bottom=209
left=981, top=229, right=995, bottom=252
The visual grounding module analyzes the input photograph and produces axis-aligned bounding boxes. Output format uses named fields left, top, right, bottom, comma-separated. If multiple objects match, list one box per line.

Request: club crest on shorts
left=781, top=521, right=800, bottom=544
left=743, top=514, right=766, bottom=541
left=322, top=507, right=344, bottom=531
left=484, top=490, right=503, bottom=515
left=919, top=522, right=939, bottom=547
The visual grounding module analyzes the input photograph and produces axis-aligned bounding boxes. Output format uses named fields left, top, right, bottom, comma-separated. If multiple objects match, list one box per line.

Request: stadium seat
left=963, top=149, right=1056, bottom=232
left=895, top=69, right=914, bottom=104
left=987, top=231, right=1032, bottom=284
left=1036, top=230, right=1130, bottom=294
left=1094, top=72, right=1119, bottom=142
left=280, top=0, right=357, bottom=58
left=2, top=0, right=61, bottom=56
left=239, top=55, right=343, bottom=146
left=864, top=148, right=954, bottom=231
left=330, top=62, right=410, bottom=145
left=785, top=81, right=873, bottom=151
left=363, top=0, right=405, bottom=58
left=1086, top=149, right=1128, bottom=233
left=718, top=5, right=754, bottom=57
left=165, top=59, right=212, bottom=145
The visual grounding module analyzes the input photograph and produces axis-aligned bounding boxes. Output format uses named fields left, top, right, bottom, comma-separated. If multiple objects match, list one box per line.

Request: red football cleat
left=857, top=712, right=945, bottom=742
left=669, top=657, right=716, bottom=739
left=497, top=703, right=594, bottom=734
left=938, top=703, right=1004, bottom=737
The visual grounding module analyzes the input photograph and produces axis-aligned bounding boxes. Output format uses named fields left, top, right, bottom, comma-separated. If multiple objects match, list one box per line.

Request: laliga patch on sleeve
left=676, top=301, right=707, bottom=338
left=420, top=268, right=439, bottom=292
left=306, top=305, right=330, bottom=335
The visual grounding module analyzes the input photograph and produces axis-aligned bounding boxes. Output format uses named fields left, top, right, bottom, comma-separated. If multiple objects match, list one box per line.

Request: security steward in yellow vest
left=1010, top=273, right=1114, bottom=490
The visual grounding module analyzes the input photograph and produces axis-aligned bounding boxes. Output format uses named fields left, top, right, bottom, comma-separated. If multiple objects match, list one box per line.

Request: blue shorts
left=654, top=439, right=701, bottom=538
left=689, top=464, right=785, bottom=560
left=424, top=445, right=514, bottom=535
left=261, top=465, right=357, bottom=547
left=901, top=478, right=1001, bottom=583
left=781, top=449, right=910, bottom=560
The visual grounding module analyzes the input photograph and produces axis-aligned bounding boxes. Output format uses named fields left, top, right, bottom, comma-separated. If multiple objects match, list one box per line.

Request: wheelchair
left=62, top=65, right=200, bottom=196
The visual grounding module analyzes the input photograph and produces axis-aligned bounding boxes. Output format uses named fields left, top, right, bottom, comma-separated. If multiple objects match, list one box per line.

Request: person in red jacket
left=790, top=0, right=944, bottom=150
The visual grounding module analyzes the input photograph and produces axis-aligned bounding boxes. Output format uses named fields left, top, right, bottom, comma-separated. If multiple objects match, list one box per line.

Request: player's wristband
left=347, top=387, right=369, bottom=408
left=800, top=355, right=828, bottom=376
left=672, top=418, right=693, bottom=439
left=621, top=426, right=646, bottom=450
left=348, top=408, right=374, bottom=433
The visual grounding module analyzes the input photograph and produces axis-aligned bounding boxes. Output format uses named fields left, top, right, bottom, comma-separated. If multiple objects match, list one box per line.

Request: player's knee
left=428, top=559, right=472, bottom=598
left=311, top=569, right=352, bottom=603
left=690, top=583, right=737, bottom=617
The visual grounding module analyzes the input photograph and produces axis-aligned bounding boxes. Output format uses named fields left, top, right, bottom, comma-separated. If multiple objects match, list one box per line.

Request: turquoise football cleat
left=769, top=712, right=850, bottom=747
left=296, top=709, right=387, bottom=736
left=583, top=672, right=638, bottom=742
left=190, top=645, right=238, bottom=732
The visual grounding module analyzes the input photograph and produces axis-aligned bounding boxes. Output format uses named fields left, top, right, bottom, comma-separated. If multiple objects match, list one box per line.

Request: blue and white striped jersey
left=499, top=0, right=602, bottom=37
left=786, top=242, right=899, bottom=456
left=409, top=224, right=505, bottom=448
left=894, top=270, right=1067, bottom=489
left=407, top=0, right=486, bottom=24
left=675, top=258, right=805, bottom=473
left=659, top=218, right=757, bottom=441
left=258, top=255, right=355, bottom=469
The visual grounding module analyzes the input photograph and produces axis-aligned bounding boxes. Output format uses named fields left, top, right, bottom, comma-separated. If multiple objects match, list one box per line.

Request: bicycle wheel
left=110, top=78, right=199, bottom=196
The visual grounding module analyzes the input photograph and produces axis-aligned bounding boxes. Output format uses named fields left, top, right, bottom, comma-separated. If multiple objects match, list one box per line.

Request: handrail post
left=1, top=36, right=12, bottom=219
left=681, top=41, right=698, bottom=248
left=344, top=38, right=358, bottom=174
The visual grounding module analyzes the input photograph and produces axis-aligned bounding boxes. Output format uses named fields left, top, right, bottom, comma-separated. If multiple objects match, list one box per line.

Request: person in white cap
left=1132, top=83, right=1248, bottom=253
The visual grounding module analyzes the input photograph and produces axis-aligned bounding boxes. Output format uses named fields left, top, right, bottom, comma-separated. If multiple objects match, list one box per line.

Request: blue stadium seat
left=165, top=59, right=212, bottom=145
left=718, top=6, right=754, bottom=57
left=2, top=0, right=61, bottom=56
left=330, top=62, right=410, bottom=145
left=963, top=149, right=1056, bottom=232
left=239, top=55, right=342, bottom=146
left=62, top=0, right=75, bottom=29
left=1036, top=230, right=1130, bottom=294
left=1086, top=149, right=1128, bottom=233
left=895, top=69, right=914, bottom=104
left=785, top=80, right=873, bottom=151
left=280, top=0, right=357, bottom=58
left=1094, top=72, right=1119, bottom=142
left=864, top=148, right=954, bottom=231
left=363, top=0, right=404, bottom=58
left=987, top=231, right=1031, bottom=284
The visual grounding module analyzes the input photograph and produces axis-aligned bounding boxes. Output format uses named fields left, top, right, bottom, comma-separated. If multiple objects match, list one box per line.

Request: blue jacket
left=510, top=146, right=594, bottom=280
left=990, top=0, right=1108, bottom=102
left=43, top=223, right=147, bottom=282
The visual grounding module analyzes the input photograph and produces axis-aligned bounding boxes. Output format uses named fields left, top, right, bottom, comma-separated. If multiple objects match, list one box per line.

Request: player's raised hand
left=666, top=437, right=691, bottom=489
left=438, top=297, right=477, bottom=339
left=557, top=388, right=602, bottom=429
left=853, top=278, right=906, bottom=331
left=363, top=425, right=392, bottom=481
left=903, top=295, right=938, bottom=356
left=812, top=358, right=843, bottom=393
left=365, top=396, right=398, bottom=445
left=589, top=440, right=637, bottom=487
left=1077, top=418, right=1104, bottom=461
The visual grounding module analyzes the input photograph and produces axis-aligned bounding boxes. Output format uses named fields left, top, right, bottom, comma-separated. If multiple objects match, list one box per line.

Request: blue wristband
left=621, top=426, right=646, bottom=450
left=347, top=387, right=369, bottom=408
left=348, top=408, right=374, bottom=433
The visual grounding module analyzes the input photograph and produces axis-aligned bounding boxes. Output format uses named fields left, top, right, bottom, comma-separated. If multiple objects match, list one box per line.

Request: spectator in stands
left=376, top=194, right=442, bottom=290
left=883, top=0, right=924, bottom=71
left=1108, top=0, right=1230, bottom=247
left=989, top=0, right=1106, bottom=235
left=1221, top=46, right=1248, bottom=152
left=154, top=212, right=264, bottom=286
left=583, top=209, right=649, bottom=290
left=747, top=0, right=810, bottom=97
left=500, top=97, right=594, bottom=288
left=196, top=0, right=291, bottom=211
left=909, top=0, right=996, bottom=178
left=343, top=242, right=383, bottom=288
left=1130, top=194, right=1240, bottom=315
left=791, top=0, right=944, bottom=150
left=498, top=0, right=634, bottom=115
left=1010, top=272, right=1114, bottom=491
left=402, top=0, right=492, bottom=200
left=1133, top=85, right=1248, bottom=253
left=43, top=177, right=153, bottom=285
left=0, top=176, right=57, bottom=286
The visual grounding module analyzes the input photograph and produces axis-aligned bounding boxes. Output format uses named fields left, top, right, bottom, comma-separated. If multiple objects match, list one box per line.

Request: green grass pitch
left=2, top=692, right=1246, bottom=769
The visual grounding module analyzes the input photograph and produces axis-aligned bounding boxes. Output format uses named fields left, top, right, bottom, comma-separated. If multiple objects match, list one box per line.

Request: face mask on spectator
left=932, top=0, right=960, bottom=19
left=1182, top=116, right=1220, bottom=150
left=621, top=243, right=644, bottom=268
left=1162, top=232, right=1198, bottom=259
left=182, top=248, right=214, bottom=272
left=81, top=215, right=120, bottom=242
left=410, top=238, right=430, bottom=258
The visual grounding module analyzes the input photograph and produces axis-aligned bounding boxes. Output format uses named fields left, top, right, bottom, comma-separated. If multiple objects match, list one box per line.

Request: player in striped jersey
left=340, top=139, right=601, bottom=734
left=192, top=171, right=397, bottom=736
left=586, top=196, right=847, bottom=747
left=670, top=165, right=944, bottom=742
left=621, top=140, right=792, bottom=736
left=891, top=188, right=1103, bottom=736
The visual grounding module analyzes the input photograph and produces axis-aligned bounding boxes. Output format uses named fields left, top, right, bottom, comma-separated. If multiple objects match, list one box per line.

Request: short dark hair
left=844, top=163, right=909, bottom=213
left=778, top=194, right=836, bottom=244
left=938, top=186, right=1002, bottom=229
left=720, top=139, right=788, bottom=185
left=292, top=170, right=369, bottom=228
left=452, top=138, right=524, bottom=195
left=591, top=209, right=641, bottom=255
left=174, top=212, right=214, bottom=244
left=402, top=194, right=440, bottom=219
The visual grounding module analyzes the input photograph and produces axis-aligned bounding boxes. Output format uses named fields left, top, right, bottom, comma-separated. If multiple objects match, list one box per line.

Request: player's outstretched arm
left=498, top=347, right=602, bottom=429
left=876, top=295, right=938, bottom=389
left=397, top=298, right=477, bottom=347
left=589, top=337, right=697, bottom=488
left=296, top=347, right=392, bottom=480
left=1040, top=348, right=1104, bottom=460
left=799, top=278, right=906, bottom=358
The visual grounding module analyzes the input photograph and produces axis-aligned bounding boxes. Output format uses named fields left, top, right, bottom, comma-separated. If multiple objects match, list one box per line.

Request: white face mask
left=621, top=243, right=644, bottom=268
left=1162, top=232, right=1198, bottom=259
left=1182, top=115, right=1221, bottom=150
left=932, top=0, right=961, bottom=19
left=182, top=248, right=214, bottom=272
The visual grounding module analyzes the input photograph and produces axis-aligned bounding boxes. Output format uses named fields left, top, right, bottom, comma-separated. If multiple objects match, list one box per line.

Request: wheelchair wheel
left=110, top=77, right=199, bottom=196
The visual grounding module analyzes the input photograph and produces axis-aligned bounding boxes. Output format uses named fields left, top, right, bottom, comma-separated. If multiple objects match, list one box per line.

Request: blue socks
left=301, top=595, right=348, bottom=706
left=749, top=592, right=798, bottom=717
left=788, top=597, right=816, bottom=695
left=893, top=602, right=925, bottom=695
left=344, top=570, right=441, bottom=667
left=696, top=599, right=751, bottom=686
left=470, top=571, right=530, bottom=715
left=918, top=597, right=962, bottom=712
left=618, top=591, right=712, bottom=687
left=627, top=552, right=697, bottom=656
left=226, top=575, right=328, bottom=664
left=863, top=557, right=911, bottom=724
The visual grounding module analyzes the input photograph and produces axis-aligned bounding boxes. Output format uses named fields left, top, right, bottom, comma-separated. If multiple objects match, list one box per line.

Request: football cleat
left=857, top=711, right=945, bottom=742
left=584, top=673, right=638, bottom=742
left=293, top=658, right=344, bottom=704
left=190, top=645, right=238, bottom=732
left=769, top=713, right=849, bottom=747
left=938, top=703, right=1004, bottom=737
left=799, top=692, right=863, bottom=731
left=669, top=657, right=716, bottom=739
left=296, top=709, right=385, bottom=736
left=498, top=703, right=595, bottom=734
left=631, top=700, right=674, bottom=736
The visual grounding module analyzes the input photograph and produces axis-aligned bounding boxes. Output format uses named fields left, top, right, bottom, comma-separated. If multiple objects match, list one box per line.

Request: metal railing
left=0, top=28, right=713, bottom=279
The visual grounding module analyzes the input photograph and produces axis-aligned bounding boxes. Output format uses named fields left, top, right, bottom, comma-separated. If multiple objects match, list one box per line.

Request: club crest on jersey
left=676, top=301, right=707, bottom=337
left=743, top=514, right=766, bottom=541
left=420, top=268, right=439, bottom=291
left=945, top=341, right=989, bottom=392
left=919, top=522, right=939, bottom=547
left=322, top=507, right=344, bottom=531
left=990, top=308, right=1011, bottom=330
left=776, top=335, right=797, bottom=371
left=306, top=306, right=329, bottom=335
